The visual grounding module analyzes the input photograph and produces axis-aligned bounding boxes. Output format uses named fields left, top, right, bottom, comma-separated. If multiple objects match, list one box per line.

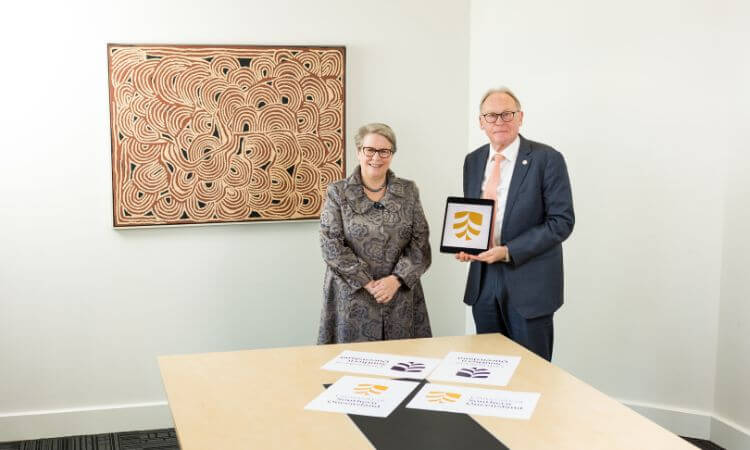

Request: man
left=456, top=87, right=574, bottom=361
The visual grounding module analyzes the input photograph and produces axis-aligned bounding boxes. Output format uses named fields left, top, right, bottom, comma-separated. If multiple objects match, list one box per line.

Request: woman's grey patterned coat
left=317, top=167, right=432, bottom=344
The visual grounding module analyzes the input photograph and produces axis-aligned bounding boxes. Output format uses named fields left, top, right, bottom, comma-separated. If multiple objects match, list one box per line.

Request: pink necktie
left=482, top=153, right=504, bottom=247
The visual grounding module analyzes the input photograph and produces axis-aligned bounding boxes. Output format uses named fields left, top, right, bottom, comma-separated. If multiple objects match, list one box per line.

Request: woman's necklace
left=362, top=179, right=387, bottom=193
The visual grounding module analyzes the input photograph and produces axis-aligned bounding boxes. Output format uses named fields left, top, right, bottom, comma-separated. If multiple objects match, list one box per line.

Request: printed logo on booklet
left=321, top=351, right=441, bottom=379
left=353, top=383, right=389, bottom=396
left=390, top=361, right=426, bottom=373
left=426, top=390, right=462, bottom=404
left=456, top=367, right=491, bottom=379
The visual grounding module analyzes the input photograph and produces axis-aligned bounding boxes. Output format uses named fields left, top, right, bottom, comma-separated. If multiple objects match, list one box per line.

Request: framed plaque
left=439, top=197, right=495, bottom=254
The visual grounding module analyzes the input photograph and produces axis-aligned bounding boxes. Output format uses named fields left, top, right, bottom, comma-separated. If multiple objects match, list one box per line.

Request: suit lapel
left=470, top=144, right=490, bottom=198
left=503, top=135, right=532, bottom=221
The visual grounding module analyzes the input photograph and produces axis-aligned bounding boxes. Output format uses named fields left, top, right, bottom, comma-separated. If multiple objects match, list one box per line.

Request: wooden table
left=158, top=334, right=694, bottom=449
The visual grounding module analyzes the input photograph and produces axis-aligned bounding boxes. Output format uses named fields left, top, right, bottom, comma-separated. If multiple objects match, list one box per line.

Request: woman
left=317, top=123, right=432, bottom=344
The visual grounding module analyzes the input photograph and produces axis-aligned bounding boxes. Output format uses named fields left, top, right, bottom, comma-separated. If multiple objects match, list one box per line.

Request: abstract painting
left=107, top=44, right=345, bottom=227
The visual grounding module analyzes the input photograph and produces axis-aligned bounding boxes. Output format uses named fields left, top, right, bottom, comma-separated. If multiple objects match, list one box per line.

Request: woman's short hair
left=354, top=123, right=397, bottom=153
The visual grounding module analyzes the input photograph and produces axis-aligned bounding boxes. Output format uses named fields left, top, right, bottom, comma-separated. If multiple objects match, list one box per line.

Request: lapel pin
left=522, top=160, right=528, bottom=165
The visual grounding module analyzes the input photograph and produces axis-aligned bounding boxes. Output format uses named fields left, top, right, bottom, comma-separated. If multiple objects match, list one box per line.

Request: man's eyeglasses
left=481, top=111, right=520, bottom=123
left=361, top=147, right=394, bottom=159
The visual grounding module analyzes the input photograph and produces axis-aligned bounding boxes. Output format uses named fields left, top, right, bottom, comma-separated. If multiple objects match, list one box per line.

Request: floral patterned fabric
left=317, top=166, right=432, bottom=344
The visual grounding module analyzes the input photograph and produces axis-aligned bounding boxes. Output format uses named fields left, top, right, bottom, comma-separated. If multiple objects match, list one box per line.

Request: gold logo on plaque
left=453, top=211, right=483, bottom=240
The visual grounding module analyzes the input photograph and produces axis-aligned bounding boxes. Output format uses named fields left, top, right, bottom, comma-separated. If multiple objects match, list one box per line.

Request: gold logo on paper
left=426, top=391, right=462, bottom=404
left=453, top=211, right=483, bottom=240
left=353, top=384, right=389, bottom=396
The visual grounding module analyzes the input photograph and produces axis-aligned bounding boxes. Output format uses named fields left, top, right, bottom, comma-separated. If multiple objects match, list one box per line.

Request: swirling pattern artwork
left=107, top=44, right=346, bottom=227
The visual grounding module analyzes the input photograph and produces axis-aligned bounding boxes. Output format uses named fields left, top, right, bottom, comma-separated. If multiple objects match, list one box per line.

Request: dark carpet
left=0, top=429, right=178, bottom=450
left=0, top=428, right=725, bottom=449
left=683, top=436, right=727, bottom=450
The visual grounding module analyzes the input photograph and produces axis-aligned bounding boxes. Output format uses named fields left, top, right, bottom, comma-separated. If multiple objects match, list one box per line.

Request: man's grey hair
left=354, top=123, right=397, bottom=153
left=479, top=87, right=522, bottom=111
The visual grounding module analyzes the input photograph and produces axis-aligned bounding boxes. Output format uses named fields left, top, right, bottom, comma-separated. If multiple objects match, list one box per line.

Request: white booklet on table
left=407, top=383, right=540, bottom=420
left=429, top=351, right=521, bottom=386
left=305, top=375, right=419, bottom=418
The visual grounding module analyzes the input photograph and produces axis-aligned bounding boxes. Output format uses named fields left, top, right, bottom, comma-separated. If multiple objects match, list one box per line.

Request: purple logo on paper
left=456, top=367, right=490, bottom=378
left=390, top=361, right=426, bottom=373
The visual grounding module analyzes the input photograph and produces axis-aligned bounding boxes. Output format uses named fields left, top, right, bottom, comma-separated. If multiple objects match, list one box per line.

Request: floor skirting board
left=711, top=415, right=750, bottom=450
left=625, top=401, right=712, bottom=439
left=1, top=400, right=747, bottom=448
left=0, top=402, right=172, bottom=442
left=625, top=400, right=750, bottom=449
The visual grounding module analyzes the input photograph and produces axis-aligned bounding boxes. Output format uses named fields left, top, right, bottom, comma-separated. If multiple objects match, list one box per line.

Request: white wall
left=715, top=142, right=750, bottom=444
left=714, top=0, right=750, bottom=445
left=0, top=0, right=469, bottom=440
left=469, top=0, right=742, bottom=433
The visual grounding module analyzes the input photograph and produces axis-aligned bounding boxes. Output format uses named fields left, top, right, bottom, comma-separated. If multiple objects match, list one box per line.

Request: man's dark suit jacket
left=463, top=135, right=575, bottom=319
